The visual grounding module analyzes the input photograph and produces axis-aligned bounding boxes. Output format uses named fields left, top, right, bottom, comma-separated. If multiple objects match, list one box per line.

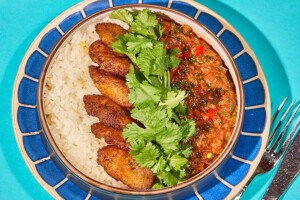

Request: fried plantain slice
left=95, top=23, right=127, bottom=46
left=97, top=145, right=156, bottom=189
left=89, top=65, right=132, bottom=108
left=91, top=122, right=129, bottom=150
left=83, top=94, right=133, bottom=130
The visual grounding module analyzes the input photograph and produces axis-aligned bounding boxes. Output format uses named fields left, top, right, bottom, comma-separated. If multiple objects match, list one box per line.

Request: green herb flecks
left=109, top=9, right=196, bottom=188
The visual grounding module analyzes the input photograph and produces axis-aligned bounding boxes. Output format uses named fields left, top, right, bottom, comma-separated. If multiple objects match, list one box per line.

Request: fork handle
left=263, top=132, right=300, bottom=199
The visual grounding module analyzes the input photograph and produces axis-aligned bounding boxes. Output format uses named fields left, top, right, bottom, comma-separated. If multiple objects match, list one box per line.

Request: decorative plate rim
left=12, top=0, right=271, bottom=199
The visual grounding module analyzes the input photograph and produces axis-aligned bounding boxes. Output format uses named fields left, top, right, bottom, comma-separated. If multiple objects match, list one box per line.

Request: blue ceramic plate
left=12, top=0, right=270, bottom=199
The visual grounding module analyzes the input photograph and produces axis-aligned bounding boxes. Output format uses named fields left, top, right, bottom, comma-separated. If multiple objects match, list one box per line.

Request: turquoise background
left=0, top=0, right=299, bottom=199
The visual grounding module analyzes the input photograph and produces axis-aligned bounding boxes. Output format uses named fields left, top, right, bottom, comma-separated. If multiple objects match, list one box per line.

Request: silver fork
left=234, top=97, right=300, bottom=199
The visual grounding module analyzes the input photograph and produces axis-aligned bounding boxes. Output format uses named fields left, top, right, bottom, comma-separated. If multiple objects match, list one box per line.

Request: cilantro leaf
left=130, top=141, right=145, bottom=155
left=155, top=123, right=182, bottom=154
left=126, top=35, right=153, bottom=53
left=148, top=75, right=163, bottom=87
left=154, top=23, right=163, bottom=39
left=139, top=82, right=162, bottom=103
left=169, top=154, right=188, bottom=171
left=136, top=42, right=167, bottom=76
left=133, top=142, right=160, bottom=168
left=175, top=102, right=187, bottom=116
left=126, top=66, right=162, bottom=105
left=169, top=48, right=180, bottom=57
left=152, top=182, right=164, bottom=189
left=110, top=39, right=137, bottom=63
left=166, top=48, right=181, bottom=68
left=180, top=119, right=196, bottom=141
left=134, top=9, right=158, bottom=27
left=131, top=23, right=158, bottom=39
left=181, top=146, right=193, bottom=158
left=109, top=9, right=133, bottom=24
left=130, top=9, right=160, bottom=39
left=178, top=169, right=187, bottom=179
left=151, top=156, right=167, bottom=174
left=123, top=122, right=154, bottom=143
left=159, top=90, right=186, bottom=109
left=119, top=33, right=154, bottom=54
left=157, top=171, right=178, bottom=187
left=130, top=106, right=169, bottom=130
left=168, top=54, right=181, bottom=68
left=127, top=82, right=162, bottom=106
left=125, top=65, right=140, bottom=88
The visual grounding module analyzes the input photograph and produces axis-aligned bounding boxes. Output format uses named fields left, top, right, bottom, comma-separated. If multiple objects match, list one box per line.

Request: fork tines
left=267, top=97, right=300, bottom=157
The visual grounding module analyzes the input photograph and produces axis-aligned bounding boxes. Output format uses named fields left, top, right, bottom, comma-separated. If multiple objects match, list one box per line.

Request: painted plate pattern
left=12, top=0, right=271, bottom=199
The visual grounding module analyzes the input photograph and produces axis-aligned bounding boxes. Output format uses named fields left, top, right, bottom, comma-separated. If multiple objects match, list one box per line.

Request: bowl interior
left=38, top=4, right=244, bottom=195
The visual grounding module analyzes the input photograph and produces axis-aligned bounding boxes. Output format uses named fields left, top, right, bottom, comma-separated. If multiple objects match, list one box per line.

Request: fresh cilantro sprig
left=110, top=9, right=162, bottom=39
left=109, top=9, right=196, bottom=188
left=110, top=8, right=177, bottom=76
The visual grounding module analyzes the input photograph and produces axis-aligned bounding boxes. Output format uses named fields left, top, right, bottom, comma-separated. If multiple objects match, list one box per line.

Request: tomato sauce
left=160, top=20, right=237, bottom=177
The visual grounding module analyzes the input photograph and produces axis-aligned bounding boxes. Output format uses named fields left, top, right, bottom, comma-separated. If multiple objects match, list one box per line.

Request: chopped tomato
left=217, top=131, right=224, bottom=140
left=180, top=51, right=190, bottom=59
left=206, top=108, right=215, bottom=121
left=195, top=45, right=204, bottom=55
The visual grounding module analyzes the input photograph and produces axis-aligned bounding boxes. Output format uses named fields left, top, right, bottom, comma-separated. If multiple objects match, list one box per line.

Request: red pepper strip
left=207, top=108, right=215, bottom=121
left=195, top=45, right=204, bottom=55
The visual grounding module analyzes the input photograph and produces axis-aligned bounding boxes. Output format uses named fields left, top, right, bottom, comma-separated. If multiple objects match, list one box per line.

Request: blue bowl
left=12, top=1, right=270, bottom=199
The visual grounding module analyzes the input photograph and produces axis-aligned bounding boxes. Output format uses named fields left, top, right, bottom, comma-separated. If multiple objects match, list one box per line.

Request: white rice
left=44, top=23, right=126, bottom=188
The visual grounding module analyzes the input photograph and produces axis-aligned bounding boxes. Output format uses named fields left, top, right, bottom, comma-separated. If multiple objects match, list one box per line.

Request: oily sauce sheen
left=160, top=19, right=237, bottom=177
